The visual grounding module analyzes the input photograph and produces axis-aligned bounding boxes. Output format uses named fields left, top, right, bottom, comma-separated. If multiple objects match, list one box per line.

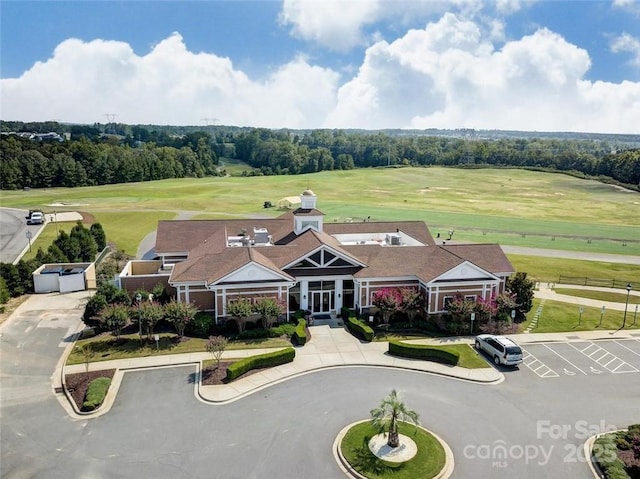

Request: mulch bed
left=65, top=369, right=116, bottom=412
left=201, top=361, right=268, bottom=386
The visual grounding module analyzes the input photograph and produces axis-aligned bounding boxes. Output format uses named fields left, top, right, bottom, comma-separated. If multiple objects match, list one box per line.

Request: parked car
left=475, top=334, right=523, bottom=366
left=26, top=211, right=44, bottom=225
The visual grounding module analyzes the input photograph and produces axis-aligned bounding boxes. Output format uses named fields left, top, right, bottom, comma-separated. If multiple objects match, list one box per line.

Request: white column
left=335, top=279, right=343, bottom=311
left=301, top=281, right=309, bottom=310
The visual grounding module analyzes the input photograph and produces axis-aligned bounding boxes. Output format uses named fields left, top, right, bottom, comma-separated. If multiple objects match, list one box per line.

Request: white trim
left=283, top=244, right=366, bottom=269
left=213, top=261, right=293, bottom=285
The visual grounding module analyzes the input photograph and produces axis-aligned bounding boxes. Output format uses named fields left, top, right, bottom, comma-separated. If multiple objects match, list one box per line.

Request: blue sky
left=2, top=1, right=640, bottom=133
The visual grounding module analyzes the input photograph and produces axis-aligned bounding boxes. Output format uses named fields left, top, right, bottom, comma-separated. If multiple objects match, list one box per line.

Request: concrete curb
left=57, top=359, right=503, bottom=418
left=333, top=419, right=454, bottom=479
left=196, top=363, right=504, bottom=405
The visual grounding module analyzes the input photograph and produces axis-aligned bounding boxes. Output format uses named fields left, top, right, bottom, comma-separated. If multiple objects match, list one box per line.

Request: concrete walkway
left=59, top=320, right=640, bottom=419
left=60, top=325, right=503, bottom=417
left=535, top=282, right=640, bottom=311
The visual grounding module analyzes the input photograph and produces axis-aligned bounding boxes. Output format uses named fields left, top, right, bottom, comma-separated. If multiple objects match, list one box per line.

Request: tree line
left=0, top=222, right=106, bottom=304
left=1, top=132, right=219, bottom=190
left=1, top=122, right=638, bottom=190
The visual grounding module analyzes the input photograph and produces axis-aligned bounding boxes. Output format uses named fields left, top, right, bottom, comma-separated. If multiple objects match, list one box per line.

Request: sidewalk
left=534, top=282, right=640, bottom=312
left=59, top=325, right=504, bottom=418
left=58, top=322, right=640, bottom=419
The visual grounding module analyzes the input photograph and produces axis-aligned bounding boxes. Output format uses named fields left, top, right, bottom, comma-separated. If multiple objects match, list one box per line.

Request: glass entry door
left=311, top=291, right=333, bottom=313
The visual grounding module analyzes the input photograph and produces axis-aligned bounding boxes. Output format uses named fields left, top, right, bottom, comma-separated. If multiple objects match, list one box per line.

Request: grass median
left=66, top=332, right=291, bottom=365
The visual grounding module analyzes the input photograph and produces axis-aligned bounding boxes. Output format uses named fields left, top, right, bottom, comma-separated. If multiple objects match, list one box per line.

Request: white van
left=475, top=334, right=523, bottom=366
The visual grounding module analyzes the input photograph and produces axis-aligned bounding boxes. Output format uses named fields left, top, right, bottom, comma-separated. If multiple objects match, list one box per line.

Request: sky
left=1, top=0, right=640, bottom=133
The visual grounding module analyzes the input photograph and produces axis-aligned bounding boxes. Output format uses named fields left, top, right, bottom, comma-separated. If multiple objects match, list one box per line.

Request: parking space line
left=615, top=340, right=640, bottom=358
left=521, top=348, right=559, bottom=378
left=603, top=357, right=618, bottom=368
left=543, top=344, right=587, bottom=375
left=580, top=343, right=596, bottom=353
left=567, top=342, right=639, bottom=374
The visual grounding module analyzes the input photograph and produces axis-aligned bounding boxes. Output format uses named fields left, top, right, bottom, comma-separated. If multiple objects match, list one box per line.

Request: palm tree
left=370, top=389, right=420, bottom=448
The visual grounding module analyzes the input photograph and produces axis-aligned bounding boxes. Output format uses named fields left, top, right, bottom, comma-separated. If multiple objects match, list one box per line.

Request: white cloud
left=2, top=16, right=639, bottom=133
left=279, top=0, right=381, bottom=51
left=279, top=0, right=497, bottom=51
left=0, top=33, right=340, bottom=128
left=613, top=0, right=640, bottom=15
left=611, top=33, right=640, bottom=67
left=325, top=14, right=640, bottom=133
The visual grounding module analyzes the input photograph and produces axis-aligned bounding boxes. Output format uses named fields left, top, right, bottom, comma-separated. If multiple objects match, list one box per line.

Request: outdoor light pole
left=633, top=304, right=638, bottom=327
left=622, top=283, right=632, bottom=329
left=578, top=306, right=584, bottom=326
left=470, top=312, right=475, bottom=335
left=599, top=306, right=605, bottom=328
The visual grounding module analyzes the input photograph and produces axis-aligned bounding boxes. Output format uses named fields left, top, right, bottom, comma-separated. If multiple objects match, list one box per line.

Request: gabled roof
left=171, top=245, right=294, bottom=285
left=157, top=209, right=512, bottom=287
left=441, top=244, right=515, bottom=275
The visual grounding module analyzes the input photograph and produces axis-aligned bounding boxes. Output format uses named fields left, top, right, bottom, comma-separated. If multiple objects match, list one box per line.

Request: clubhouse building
left=119, top=190, right=514, bottom=321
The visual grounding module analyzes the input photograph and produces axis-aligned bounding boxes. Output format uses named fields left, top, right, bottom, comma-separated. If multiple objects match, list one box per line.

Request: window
left=443, top=296, right=453, bottom=308
left=465, top=295, right=476, bottom=302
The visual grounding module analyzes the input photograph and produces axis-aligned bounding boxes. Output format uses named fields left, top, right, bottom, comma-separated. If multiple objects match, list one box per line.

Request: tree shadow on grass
left=351, top=436, right=403, bottom=475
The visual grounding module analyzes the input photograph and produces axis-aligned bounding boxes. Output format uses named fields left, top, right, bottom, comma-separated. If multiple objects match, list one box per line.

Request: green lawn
left=2, top=167, right=638, bottom=256
left=519, top=299, right=640, bottom=333
left=421, top=344, right=490, bottom=369
left=22, top=222, right=76, bottom=260
left=340, top=421, right=446, bottom=479
left=66, top=332, right=291, bottom=365
left=508, top=255, right=640, bottom=283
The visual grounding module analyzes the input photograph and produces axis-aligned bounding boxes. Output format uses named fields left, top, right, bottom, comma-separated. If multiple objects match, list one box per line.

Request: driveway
left=2, top=293, right=639, bottom=478
left=0, top=207, right=44, bottom=264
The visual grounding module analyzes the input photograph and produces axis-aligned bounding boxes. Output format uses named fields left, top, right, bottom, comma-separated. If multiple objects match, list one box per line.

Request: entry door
left=312, top=291, right=332, bottom=313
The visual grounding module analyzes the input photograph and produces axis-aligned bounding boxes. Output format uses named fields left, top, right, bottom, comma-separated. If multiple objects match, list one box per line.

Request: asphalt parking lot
left=519, top=338, right=640, bottom=379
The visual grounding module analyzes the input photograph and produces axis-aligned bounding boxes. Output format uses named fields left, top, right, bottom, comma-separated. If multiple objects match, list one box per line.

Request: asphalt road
left=2, top=293, right=639, bottom=479
left=0, top=207, right=43, bottom=264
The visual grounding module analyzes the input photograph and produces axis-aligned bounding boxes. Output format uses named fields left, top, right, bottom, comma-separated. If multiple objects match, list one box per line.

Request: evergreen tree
left=89, top=223, right=107, bottom=251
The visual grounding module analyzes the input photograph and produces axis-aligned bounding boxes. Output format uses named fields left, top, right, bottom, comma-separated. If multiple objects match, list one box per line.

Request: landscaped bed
left=340, top=421, right=446, bottom=479
left=65, top=369, right=115, bottom=412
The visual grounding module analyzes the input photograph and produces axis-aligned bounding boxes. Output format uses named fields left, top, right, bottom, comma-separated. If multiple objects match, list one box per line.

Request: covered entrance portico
left=290, top=277, right=355, bottom=315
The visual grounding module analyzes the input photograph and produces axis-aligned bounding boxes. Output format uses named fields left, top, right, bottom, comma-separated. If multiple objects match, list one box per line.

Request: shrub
left=270, top=323, right=296, bottom=338
left=82, top=377, right=111, bottom=411
left=345, top=316, right=374, bottom=341
left=593, top=434, right=629, bottom=479
left=292, top=319, right=307, bottom=345
left=340, top=307, right=352, bottom=321
left=226, top=347, right=295, bottom=381
left=237, top=328, right=271, bottom=340
left=388, top=341, right=459, bottom=365
left=186, top=312, right=214, bottom=338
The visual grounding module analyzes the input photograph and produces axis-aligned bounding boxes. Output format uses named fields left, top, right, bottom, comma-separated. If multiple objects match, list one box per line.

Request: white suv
left=475, top=334, right=523, bottom=366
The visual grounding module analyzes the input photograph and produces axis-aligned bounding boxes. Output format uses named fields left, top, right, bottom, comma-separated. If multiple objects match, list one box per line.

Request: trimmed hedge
left=388, top=341, right=459, bottom=365
left=345, top=316, right=374, bottom=342
left=226, top=347, right=296, bottom=381
left=82, top=377, right=112, bottom=411
left=292, top=319, right=307, bottom=345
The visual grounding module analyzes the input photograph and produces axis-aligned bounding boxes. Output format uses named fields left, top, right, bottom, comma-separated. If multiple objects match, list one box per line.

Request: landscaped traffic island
left=337, top=421, right=449, bottom=479
left=336, top=390, right=452, bottom=479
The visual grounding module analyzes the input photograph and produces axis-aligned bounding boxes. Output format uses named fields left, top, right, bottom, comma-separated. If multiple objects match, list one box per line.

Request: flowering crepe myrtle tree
left=371, top=287, right=402, bottom=324
left=399, top=287, right=425, bottom=325
left=226, top=298, right=253, bottom=334
left=253, top=297, right=285, bottom=329
left=131, top=301, right=164, bottom=341
left=163, top=299, right=198, bottom=337
left=99, top=303, right=129, bottom=340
